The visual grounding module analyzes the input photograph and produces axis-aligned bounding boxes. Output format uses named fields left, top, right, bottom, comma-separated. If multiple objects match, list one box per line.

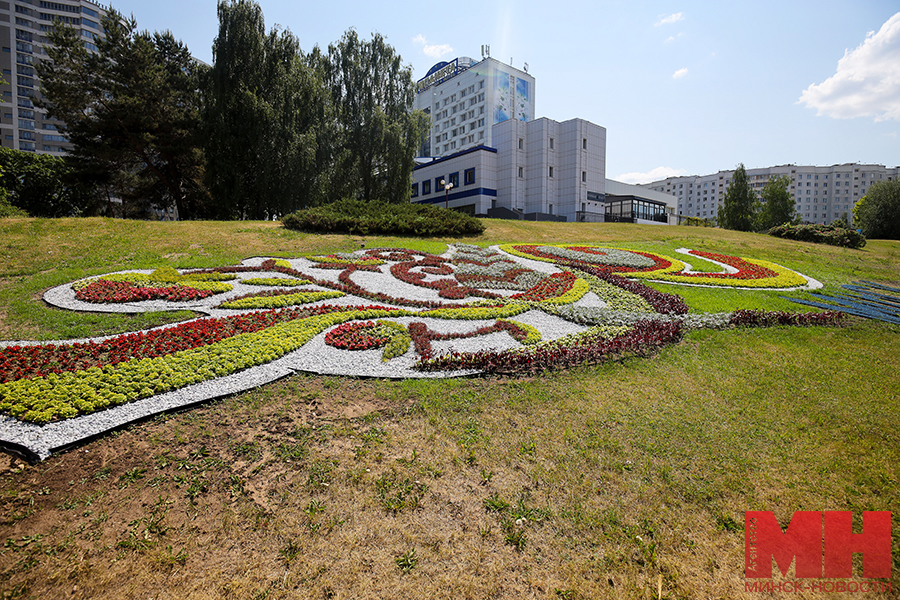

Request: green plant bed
left=767, top=222, right=866, bottom=249
left=280, top=199, right=485, bottom=237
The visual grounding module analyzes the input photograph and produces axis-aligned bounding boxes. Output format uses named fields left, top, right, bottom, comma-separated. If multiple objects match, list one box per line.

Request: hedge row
left=767, top=223, right=866, bottom=249
left=280, top=199, right=485, bottom=237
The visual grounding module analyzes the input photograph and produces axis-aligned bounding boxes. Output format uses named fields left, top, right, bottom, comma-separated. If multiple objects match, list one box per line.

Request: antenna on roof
left=481, top=45, right=490, bottom=58
left=523, top=62, right=529, bottom=73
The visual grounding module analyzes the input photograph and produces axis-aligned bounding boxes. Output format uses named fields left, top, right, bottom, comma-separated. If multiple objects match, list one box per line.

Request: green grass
left=0, top=217, right=898, bottom=599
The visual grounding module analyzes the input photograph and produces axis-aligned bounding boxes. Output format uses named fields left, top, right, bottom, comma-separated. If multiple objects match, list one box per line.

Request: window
left=411, top=183, right=418, bottom=198
left=464, top=168, right=475, bottom=185
left=449, top=172, right=459, bottom=187
left=549, top=138, right=554, bottom=149
left=518, top=166, right=523, bottom=178
left=435, top=177, right=444, bottom=191
left=422, top=180, right=431, bottom=195
left=582, top=171, right=586, bottom=182
left=583, top=138, right=587, bottom=150
left=549, top=166, right=554, bottom=178
left=518, top=138, right=523, bottom=150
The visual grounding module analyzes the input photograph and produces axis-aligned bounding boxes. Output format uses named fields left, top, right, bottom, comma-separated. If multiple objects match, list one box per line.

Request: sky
left=108, top=0, right=899, bottom=184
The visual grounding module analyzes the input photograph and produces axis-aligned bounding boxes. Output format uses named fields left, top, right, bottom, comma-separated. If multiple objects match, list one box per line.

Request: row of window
left=411, top=168, right=476, bottom=197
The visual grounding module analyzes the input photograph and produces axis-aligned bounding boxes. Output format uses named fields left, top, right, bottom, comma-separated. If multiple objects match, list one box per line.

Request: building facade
left=414, top=56, right=535, bottom=159
left=642, top=164, right=899, bottom=225
left=0, top=0, right=109, bottom=154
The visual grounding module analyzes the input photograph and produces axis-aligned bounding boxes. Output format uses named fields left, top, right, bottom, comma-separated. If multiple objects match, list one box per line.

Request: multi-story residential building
left=0, top=0, right=109, bottom=154
left=642, top=164, right=899, bottom=225
left=414, top=55, right=535, bottom=159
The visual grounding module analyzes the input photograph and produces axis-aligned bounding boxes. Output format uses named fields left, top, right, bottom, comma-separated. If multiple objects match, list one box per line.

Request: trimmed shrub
left=767, top=223, right=866, bottom=249
left=281, top=199, right=485, bottom=237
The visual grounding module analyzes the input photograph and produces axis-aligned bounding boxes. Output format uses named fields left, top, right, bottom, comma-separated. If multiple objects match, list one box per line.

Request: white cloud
left=665, top=33, right=684, bottom=43
left=412, top=34, right=453, bottom=60
left=615, top=167, right=688, bottom=185
left=655, top=12, right=684, bottom=26
left=672, top=67, right=689, bottom=79
left=798, top=12, right=900, bottom=121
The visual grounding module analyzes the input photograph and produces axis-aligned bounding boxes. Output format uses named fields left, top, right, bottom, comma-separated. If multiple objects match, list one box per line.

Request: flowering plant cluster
left=499, top=244, right=809, bottom=289
left=75, top=280, right=217, bottom=303
left=0, top=306, right=407, bottom=423
left=218, top=288, right=345, bottom=310
left=417, top=320, right=681, bottom=374
left=73, top=269, right=235, bottom=303
left=407, top=318, right=542, bottom=359
left=325, top=321, right=394, bottom=351
left=503, top=244, right=677, bottom=274
left=243, top=277, right=307, bottom=287
left=728, top=309, right=846, bottom=328
left=627, top=251, right=808, bottom=288
left=0, top=242, right=842, bottom=429
left=0, top=307, right=354, bottom=383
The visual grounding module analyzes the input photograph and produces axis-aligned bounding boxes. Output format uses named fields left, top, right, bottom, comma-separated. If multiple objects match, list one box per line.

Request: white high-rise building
left=414, top=56, right=535, bottom=158
left=642, top=164, right=899, bottom=225
left=1, top=0, right=110, bottom=154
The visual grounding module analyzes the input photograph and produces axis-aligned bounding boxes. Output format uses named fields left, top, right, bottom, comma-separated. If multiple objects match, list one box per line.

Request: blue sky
left=110, top=0, right=899, bottom=183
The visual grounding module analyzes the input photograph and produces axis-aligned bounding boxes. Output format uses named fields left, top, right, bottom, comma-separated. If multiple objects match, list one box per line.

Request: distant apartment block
left=0, top=0, right=109, bottom=154
left=642, top=164, right=900, bottom=226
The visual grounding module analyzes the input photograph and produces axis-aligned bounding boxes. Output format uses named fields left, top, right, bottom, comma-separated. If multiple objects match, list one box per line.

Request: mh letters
left=745, top=511, right=891, bottom=579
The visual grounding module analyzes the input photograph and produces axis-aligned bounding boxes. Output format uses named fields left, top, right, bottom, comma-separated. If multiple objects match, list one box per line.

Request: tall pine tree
left=38, top=13, right=209, bottom=219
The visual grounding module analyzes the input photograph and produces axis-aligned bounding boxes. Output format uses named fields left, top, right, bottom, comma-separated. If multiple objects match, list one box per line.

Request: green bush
left=281, top=199, right=485, bottom=237
left=767, top=222, right=866, bottom=249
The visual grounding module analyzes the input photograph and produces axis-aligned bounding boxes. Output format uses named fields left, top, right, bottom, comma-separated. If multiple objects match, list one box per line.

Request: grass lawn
left=0, top=217, right=897, bottom=599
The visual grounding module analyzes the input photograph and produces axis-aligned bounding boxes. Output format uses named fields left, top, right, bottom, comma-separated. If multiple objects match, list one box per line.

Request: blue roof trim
left=414, top=145, right=498, bottom=171
left=413, top=187, right=497, bottom=205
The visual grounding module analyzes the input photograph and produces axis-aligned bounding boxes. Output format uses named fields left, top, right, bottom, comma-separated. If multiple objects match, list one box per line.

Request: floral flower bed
left=0, top=243, right=843, bottom=433
left=218, top=289, right=345, bottom=310
left=499, top=244, right=810, bottom=289
left=417, top=320, right=681, bottom=374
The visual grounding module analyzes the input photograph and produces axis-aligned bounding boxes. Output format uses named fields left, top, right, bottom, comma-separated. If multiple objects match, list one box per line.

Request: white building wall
left=0, top=0, right=109, bottom=154
left=644, top=163, right=899, bottom=225
left=415, top=57, right=535, bottom=158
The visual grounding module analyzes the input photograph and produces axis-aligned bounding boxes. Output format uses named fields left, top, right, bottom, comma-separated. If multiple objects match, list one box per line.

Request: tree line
left=15, top=0, right=426, bottom=220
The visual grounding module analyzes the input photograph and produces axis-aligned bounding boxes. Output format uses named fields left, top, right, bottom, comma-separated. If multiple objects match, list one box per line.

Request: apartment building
left=643, top=164, right=899, bottom=225
left=0, top=0, right=109, bottom=154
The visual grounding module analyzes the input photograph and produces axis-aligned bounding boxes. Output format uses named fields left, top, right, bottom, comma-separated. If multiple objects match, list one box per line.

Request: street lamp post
left=441, top=179, right=453, bottom=209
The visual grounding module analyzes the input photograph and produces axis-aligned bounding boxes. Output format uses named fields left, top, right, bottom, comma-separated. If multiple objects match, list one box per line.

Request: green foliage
left=38, top=12, right=209, bottom=219
left=0, top=148, right=97, bottom=217
left=853, top=180, right=900, bottom=240
left=281, top=199, right=485, bottom=237
left=719, top=164, right=756, bottom=231
left=767, top=222, right=866, bottom=249
left=204, top=0, right=334, bottom=219
left=679, top=216, right=714, bottom=227
left=319, top=29, right=429, bottom=204
left=755, top=175, right=797, bottom=231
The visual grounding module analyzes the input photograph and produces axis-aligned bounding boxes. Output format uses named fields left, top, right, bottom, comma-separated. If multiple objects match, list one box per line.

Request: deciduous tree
left=755, top=175, right=797, bottom=230
left=204, top=0, right=334, bottom=219
left=719, top=163, right=756, bottom=231
left=320, top=29, right=428, bottom=203
left=854, top=180, right=900, bottom=240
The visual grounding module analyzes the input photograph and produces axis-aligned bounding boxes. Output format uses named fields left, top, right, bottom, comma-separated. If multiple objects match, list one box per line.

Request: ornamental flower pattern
left=0, top=243, right=837, bottom=460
